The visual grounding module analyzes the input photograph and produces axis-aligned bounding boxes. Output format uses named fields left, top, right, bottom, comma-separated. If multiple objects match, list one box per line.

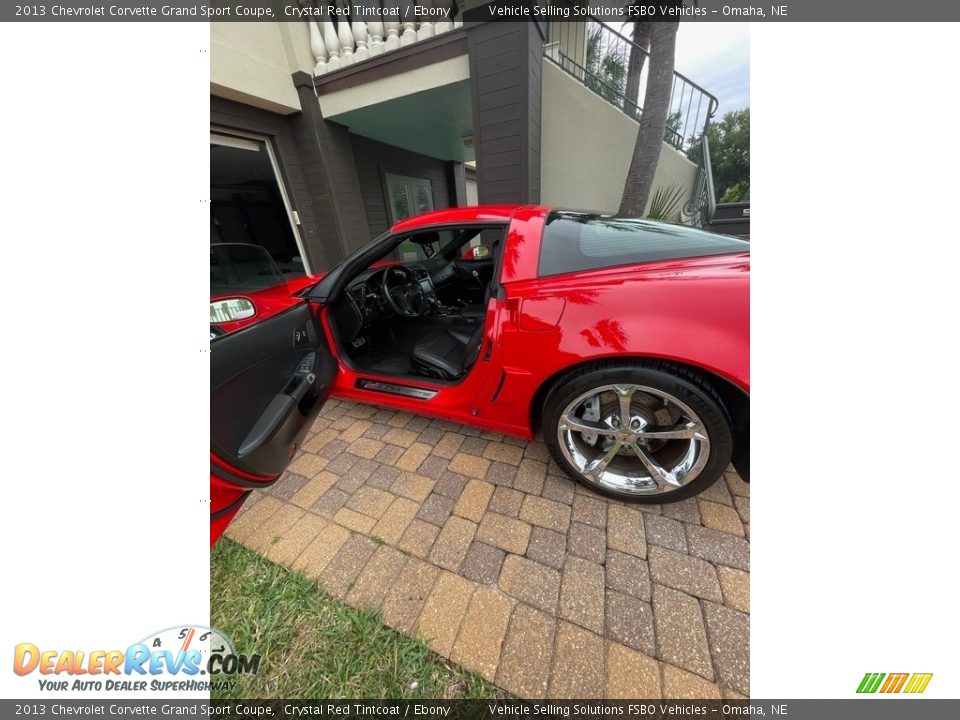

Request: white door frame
left=210, top=127, right=311, bottom=275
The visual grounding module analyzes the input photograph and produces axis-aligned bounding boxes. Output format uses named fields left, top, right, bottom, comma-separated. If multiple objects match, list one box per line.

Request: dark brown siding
left=525, top=21, right=543, bottom=203
left=466, top=21, right=543, bottom=204
left=350, top=135, right=454, bottom=236
left=291, top=73, right=371, bottom=258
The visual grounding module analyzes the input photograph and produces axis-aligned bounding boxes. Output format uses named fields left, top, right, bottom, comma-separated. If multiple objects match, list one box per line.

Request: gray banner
left=4, top=0, right=960, bottom=23
left=2, top=700, right=960, bottom=718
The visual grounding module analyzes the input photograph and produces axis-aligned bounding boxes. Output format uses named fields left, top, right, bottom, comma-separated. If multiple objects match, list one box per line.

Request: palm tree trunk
left=618, top=21, right=679, bottom=217
left=623, top=21, right=651, bottom=117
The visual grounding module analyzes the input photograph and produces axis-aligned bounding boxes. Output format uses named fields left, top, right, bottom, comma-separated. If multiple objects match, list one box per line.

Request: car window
left=210, top=243, right=286, bottom=295
left=539, top=213, right=749, bottom=277
left=394, top=238, right=432, bottom=263
left=459, top=228, right=502, bottom=261
left=392, top=228, right=501, bottom=263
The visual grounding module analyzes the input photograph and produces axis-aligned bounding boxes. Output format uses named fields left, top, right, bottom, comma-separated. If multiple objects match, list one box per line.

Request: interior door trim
left=211, top=302, right=333, bottom=478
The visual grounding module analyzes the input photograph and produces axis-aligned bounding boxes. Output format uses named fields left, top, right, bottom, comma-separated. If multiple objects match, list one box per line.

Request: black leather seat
left=411, top=325, right=483, bottom=380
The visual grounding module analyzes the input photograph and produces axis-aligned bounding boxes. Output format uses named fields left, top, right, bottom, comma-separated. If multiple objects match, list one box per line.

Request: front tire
left=542, top=361, right=733, bottom=503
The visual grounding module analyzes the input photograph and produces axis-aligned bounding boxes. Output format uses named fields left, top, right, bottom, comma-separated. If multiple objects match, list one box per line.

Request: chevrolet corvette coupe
left=211, top=206, right=749, bottom=543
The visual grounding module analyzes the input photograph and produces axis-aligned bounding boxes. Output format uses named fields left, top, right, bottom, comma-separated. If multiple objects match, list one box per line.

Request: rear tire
left=542, top=360, right=733, bottom=503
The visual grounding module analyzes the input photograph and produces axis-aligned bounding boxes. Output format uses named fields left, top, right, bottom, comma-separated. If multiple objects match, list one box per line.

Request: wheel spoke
left=555, top=382, right=711, bottom=497
left=613, top=385, right=635, bottom=426
left=628, top=440, right=681, bottom=488
left=584, top=441, right=622, bottom=480
left=637, top=422, right=704, bottom=441
left=560, top=413, right=617, bottom=436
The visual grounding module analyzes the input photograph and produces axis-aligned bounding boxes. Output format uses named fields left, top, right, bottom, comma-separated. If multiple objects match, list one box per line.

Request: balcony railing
left=543, top=2, right=718, bottom=157
left=306, top=1, right=461, bottom=75
left=685, top=133, right=717, bottom=228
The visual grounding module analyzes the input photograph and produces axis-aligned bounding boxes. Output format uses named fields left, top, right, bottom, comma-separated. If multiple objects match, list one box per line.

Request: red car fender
left=474, top=252, right=750, bottom=434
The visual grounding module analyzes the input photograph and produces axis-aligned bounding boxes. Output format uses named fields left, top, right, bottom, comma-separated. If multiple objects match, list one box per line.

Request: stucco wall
left=540, top=60, right=698, bottom=216
left=210, top=22, right=314, bottom=114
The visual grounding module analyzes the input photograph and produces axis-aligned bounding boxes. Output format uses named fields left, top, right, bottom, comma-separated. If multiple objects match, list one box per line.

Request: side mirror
left=210, top=297, right=255, bottom=325
left=467, top=244, right=491, bottom=260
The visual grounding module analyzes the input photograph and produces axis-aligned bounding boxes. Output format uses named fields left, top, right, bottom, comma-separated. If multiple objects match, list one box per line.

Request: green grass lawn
left=210, top=539, right=506, bottom=699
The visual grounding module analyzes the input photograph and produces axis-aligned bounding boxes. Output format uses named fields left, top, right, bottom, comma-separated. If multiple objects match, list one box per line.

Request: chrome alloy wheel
left=556, top=383, right=711, bottom=496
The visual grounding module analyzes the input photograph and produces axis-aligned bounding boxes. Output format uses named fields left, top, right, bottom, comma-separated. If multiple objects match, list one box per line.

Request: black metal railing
left=684, top=134, right=717, bottom=227
left=543, top=2, right=718, bottom=157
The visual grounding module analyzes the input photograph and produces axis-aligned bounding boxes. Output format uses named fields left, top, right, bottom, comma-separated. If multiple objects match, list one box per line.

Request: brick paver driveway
left=224, top=398, right=750, bottom=699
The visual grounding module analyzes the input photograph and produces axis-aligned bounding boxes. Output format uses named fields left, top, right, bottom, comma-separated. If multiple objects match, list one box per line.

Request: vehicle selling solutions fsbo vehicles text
left=488, top=3, right=708, bottom=17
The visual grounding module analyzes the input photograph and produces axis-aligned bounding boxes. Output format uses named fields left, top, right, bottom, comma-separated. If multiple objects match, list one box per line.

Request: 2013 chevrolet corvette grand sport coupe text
left=210, top=206, right=749, bottom=544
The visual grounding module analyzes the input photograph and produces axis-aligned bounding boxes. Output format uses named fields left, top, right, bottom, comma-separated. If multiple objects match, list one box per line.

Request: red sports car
left=211, top=206, right=749, bottom=544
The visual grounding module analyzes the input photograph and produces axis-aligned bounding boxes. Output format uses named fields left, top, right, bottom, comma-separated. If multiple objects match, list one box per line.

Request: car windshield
left=210, top=243, right=286, bottom=295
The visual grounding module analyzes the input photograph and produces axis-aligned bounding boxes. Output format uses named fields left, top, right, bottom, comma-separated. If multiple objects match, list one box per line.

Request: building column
left=464, top=14, right=543, bottom=205
left=446, top=161, right=468, bottom=207
left=290, top=71, right=371, bottom=264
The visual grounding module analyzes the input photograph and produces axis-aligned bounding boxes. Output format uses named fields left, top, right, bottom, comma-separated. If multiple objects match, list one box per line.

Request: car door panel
left=211, top=301, right=335, bottom=483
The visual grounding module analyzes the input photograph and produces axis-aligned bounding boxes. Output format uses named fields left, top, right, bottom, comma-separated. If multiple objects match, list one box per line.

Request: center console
left=427, top=298, right=463, bottom=317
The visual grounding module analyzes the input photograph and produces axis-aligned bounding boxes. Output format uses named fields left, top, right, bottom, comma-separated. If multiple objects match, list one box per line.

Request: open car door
left=210, top=300, right=337, bottom=544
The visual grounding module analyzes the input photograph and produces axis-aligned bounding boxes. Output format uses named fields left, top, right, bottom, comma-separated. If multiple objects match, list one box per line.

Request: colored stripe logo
left=857, top=672, right=932, bottom=694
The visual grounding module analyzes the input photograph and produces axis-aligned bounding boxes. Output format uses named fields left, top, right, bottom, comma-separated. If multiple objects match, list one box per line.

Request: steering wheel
left=381, top=266, right=429, bottom=318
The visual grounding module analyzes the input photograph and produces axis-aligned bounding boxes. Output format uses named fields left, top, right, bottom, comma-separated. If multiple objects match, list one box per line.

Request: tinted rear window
left=539, top=213, right=749, bottom=277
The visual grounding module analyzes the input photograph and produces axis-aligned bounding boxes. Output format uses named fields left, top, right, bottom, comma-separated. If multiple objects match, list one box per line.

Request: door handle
left=289, top=372, right=316, bottom=402
left=238, top=367, right=318, bottom=459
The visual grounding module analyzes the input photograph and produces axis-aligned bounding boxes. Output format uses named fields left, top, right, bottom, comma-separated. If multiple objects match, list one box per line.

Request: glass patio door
left=386, top=173, right=435, bottom=223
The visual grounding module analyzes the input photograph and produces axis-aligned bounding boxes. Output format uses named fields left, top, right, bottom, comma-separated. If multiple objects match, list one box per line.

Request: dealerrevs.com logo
left=12, top=625, right=260, bottom=693
left=857, top=672, right=933, bottom=694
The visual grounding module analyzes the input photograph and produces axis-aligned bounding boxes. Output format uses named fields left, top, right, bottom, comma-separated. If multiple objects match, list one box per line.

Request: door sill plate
left=356, top=379, right=438, bottom=400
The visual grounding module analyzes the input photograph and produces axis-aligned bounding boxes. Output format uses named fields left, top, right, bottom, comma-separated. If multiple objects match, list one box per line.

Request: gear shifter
left=427, top=297, right=456, bottom=316
left=426, top=296, right=444, bottom=315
